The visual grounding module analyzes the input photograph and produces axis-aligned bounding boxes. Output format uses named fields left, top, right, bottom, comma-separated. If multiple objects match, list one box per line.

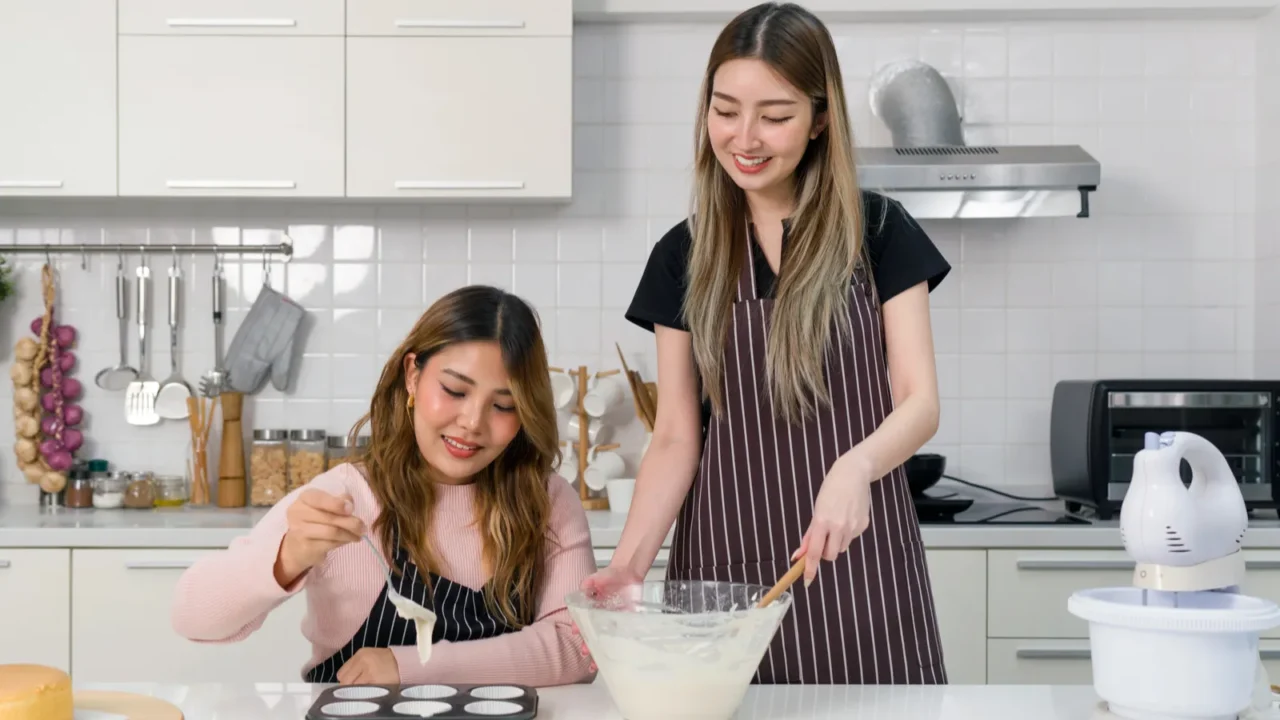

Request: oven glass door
left=1105, top=390, right=1272, bottom=502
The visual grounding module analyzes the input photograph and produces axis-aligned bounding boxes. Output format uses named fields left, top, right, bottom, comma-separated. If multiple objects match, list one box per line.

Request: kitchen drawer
left=119, top=35, right=344, bottom=197
left=347, top=0, right=571, bottom=37
left=593, top=548, right=670, bottom=582
left=989, top=639, right=1280, bottom=685
left=0, top=550, right=70, bottom=670
left=119, top=0, right=344, bottom=35
left=72, top=549, right=310, bottom=683
left=987, top=639, right=1094, bottom=685
left=989, top=549, right=1280, bottom=639
left=346, top=36, right=571, bottom=199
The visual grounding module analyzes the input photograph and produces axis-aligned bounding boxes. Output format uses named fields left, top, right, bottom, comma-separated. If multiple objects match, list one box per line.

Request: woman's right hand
left=274, top=489, right=366, bottom=587
left=581, top=564, right=644, bottom=600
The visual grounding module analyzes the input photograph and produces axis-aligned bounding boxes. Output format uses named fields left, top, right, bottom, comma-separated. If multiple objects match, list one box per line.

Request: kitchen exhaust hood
left=855, top=144, right=1101, bottom=220
left=860, top=59, right=1101, bottom=220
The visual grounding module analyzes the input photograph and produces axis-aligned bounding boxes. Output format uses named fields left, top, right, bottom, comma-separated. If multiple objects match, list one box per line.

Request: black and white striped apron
left=666, top=227, right=948, bottom=685
left=305, top=529, right=517, bottom=683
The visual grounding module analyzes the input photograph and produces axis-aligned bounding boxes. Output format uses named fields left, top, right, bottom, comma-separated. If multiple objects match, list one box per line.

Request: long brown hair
left=346, top=285, right=559, bottom=628
left=685, top=2, right=866, bottom=425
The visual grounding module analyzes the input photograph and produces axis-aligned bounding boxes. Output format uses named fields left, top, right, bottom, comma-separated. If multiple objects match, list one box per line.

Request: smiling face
left=707, top=57, right=827, bottom=197
left=403, top=340, right=522, bottom=484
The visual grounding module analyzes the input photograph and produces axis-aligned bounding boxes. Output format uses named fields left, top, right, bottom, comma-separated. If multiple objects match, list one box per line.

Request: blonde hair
left=684, top=2, right=868, bottom=425
left=347, top=285, right=558, bottom=628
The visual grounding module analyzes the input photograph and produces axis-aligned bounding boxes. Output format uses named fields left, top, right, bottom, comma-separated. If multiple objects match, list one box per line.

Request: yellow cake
left=0, top=664, right=73, bottom=720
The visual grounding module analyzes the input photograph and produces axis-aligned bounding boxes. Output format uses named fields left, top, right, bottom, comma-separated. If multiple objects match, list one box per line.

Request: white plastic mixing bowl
left=566, top=580, right=792, bottom=720
left=1068, top=587, right=1280, bottom=720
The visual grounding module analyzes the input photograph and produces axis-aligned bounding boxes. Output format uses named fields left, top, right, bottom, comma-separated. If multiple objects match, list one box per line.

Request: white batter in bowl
left=566, top=580, right=794, bottom=720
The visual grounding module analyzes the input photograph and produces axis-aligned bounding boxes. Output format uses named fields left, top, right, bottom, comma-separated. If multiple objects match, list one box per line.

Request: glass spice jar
left=250, top=429, right=288, bottom=506
left=153, top=475, right=188, bottom=507
left=288, top=430, right=326, bottom=491
left=124, top=471, right=156, bottom=509
left=326, top=434, right=370, bottom=470
left=92, top=471, right=128, bottom=509
left=64, top=461, right=94, bottom=509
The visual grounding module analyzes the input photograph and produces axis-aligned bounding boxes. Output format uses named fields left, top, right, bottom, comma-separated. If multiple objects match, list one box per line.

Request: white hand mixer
left=1069, top=430, right=1280, bottom=720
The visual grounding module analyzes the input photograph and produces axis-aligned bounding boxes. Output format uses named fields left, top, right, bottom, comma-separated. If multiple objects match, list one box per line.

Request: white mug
left=607, top=478, right=636, bottom=514
left=584, top=448, right=625, bottom=491
left=554, top=445, right=578, bottom=477
left=583, top=375, right=625, bottom=418
left=550, top=371, right=577, bottom=410
left=567, top=415, right=605, bottom=445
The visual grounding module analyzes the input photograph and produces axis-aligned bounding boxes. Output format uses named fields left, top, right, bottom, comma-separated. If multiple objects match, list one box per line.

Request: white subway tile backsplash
left=0, top=17, right=1264, bottom=504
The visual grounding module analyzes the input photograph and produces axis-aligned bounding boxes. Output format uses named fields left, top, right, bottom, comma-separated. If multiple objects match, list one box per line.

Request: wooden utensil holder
left=552, top=365, right=621, bottom=511
left=217, top=391, right=246, bottom=508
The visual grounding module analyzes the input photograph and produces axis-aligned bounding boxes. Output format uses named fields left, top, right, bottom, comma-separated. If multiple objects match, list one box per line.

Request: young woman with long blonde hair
left=173, top=285, right=597, bottom=687
left=584, top=2, right=952, bottom=685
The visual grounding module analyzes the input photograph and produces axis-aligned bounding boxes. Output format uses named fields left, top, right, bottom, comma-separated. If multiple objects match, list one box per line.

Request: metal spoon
left=95, top=258, right=138, bottom=391
left=156, top=255, right=192, bottom=419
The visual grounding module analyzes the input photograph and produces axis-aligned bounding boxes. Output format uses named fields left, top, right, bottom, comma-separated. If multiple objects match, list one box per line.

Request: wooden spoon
left=757, top=558, right=806, bottom=608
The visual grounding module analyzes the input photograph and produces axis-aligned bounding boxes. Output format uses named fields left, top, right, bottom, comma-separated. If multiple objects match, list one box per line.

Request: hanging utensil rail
left=0, top=239, right=293, bottom=261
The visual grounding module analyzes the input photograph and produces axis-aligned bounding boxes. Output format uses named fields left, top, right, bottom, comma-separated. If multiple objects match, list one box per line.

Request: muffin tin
left=306, top=684, right=538, bottom=719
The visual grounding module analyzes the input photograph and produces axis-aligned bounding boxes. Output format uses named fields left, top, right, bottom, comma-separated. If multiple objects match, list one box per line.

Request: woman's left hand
left=336, top=648, right=400, bottom=685
left=794, top=453, right=873, bottom=587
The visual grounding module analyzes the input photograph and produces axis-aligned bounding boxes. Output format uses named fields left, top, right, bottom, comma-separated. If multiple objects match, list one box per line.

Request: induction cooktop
left=914, top=496, right=1090, bottom=525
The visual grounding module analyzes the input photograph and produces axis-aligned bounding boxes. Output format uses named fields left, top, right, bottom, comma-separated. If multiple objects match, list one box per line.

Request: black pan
left=903, top=453, right=945, bottom=496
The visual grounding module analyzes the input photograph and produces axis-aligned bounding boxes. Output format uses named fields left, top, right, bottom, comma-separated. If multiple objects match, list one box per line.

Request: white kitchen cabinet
left=345, top=37, right=572, bottom=200
left=0, top=550, right=70, bottom=670
left=0, top=0, right=116, bottom=196
left=925, top=550, right=987, bottom=684
left=118, top=36, right=345, bottom=197
left=119, top=0, right=345, bottom=35
left=71, top=550, right=310, bottom=684
left=347, top=0, right=571, bottom=37
left=989, top=549, right=1280, bottom=639
left=987, top=639, right=1094, bottom=685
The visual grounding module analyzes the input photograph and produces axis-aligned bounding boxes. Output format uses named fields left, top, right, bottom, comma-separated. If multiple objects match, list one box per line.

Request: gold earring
left=406, top=394, right=415, bottom=420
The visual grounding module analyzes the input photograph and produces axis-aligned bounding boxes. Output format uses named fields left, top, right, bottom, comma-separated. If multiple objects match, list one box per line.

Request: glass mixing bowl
left=565, top=580, right=794, bottom=720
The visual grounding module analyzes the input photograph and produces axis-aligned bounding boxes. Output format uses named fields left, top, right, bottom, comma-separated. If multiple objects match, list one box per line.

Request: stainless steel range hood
left=855, top=144, right=1102, bottom=220
left=859, top=59, right=1101, bottom=220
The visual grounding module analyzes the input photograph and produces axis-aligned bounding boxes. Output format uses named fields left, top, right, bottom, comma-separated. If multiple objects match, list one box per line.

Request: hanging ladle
left=94, top=255, right=138, bottom=391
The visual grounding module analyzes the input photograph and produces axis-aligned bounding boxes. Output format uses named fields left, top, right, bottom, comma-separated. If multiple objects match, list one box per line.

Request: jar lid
left=253, top=429, right=288, bottom=441
left=88, top=459, right=109, bottom=472
left=289, top=429, right=327, bottom=441
left=69, top=463, right=90, bottom=479
left=327, top=434, right=371, bottom=449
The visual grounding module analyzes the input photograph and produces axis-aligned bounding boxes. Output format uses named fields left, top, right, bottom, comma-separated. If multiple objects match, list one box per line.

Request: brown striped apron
left=666, top=228, right=948, bottom=685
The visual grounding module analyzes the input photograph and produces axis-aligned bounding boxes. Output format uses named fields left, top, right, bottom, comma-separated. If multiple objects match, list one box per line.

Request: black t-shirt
left=625, top=190, right=952, bottom=334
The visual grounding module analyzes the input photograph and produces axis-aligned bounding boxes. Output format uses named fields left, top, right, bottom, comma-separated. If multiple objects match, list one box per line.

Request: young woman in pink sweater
left=171, top=285, right=598, bottom=687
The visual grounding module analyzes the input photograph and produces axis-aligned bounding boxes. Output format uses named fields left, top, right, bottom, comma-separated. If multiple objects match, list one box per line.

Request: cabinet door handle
left=1016, top=559, right=1134, bottom=571
left=125, top=560, right=195, bottom=570
left=166, top=180, right=296, bottom=190
left=0, top=181, right=63, bottom=189
left=1016, top=648, right=1091, bottom=660
left=0, top=560, right=10, bottom=569
left=394, top=181, right=524, bottom=191
left=1261, top=650, right=1280, bottom=660
left=167, top=18, right=297, bottom=28
left=1247, top=560, right=1280, bottom=570
left=393, top=19, right=525, bottom=29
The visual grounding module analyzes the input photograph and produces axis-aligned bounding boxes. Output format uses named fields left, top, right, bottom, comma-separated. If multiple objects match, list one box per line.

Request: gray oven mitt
left=224, top=285, right=305, bottom=394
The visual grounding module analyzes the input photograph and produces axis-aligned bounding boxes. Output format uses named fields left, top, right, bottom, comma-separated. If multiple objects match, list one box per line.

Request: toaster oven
left=1050, top=379, right=1280, bottom=519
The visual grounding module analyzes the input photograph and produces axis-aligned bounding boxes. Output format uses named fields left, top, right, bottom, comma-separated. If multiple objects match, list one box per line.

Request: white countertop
left=71, top=682, right=1148, bottom=720
left=6, top=503, right=1280, bottom=550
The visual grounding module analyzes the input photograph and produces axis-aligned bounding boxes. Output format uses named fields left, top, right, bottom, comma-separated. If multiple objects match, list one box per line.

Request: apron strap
left=738, top=222, right=759, bottom=302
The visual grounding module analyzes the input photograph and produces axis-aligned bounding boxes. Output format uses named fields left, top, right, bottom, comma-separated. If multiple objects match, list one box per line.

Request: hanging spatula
left=125, top=260, right=160, bottom=425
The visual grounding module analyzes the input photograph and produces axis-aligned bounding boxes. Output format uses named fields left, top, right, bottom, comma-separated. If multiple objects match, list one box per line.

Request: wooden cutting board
left=74, top=691, right=183, bottom=720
